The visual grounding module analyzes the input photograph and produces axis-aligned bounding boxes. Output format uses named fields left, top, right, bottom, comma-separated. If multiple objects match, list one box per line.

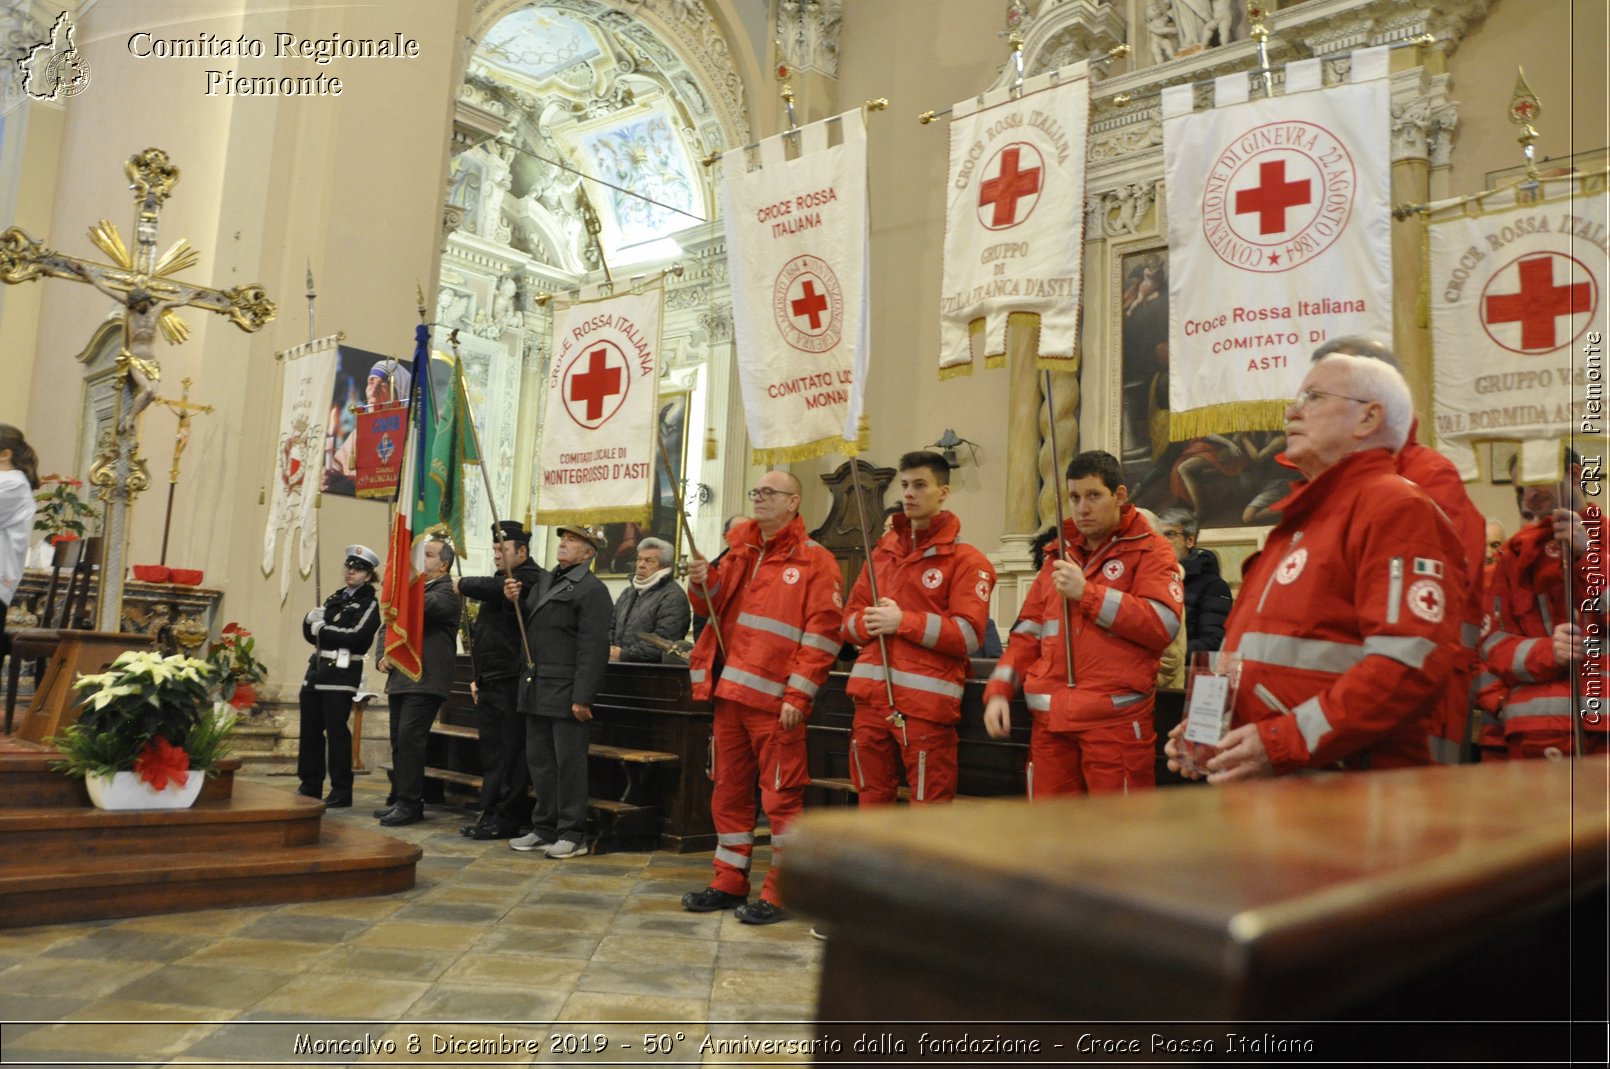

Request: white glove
left=305, top=607, right=325, bottom=635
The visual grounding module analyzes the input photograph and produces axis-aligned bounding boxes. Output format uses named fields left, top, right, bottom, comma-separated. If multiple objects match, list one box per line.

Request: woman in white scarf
left=609, top=536, right=692, bottom=662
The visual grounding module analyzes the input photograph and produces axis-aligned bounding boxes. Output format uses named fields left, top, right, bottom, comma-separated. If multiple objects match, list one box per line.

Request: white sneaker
left=509, top=833, right=552, bottom=852
left=544, top=839, right=588, bottom=859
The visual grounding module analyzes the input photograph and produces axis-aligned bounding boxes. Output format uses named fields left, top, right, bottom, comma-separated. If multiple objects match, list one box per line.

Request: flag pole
left=308, top=260, right=323, bottom=596
left=846, top=458, right=900, bottom=714
left=654, top=430, right=727, bottom=661
left=448, top=329, right=534, bottom=669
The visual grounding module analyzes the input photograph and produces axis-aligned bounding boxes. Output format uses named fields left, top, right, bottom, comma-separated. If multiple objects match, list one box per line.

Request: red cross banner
left=1428, top=173, right=1608, bottom=481
left=353, top=400, right=409, bottom=499
left=534, top=279, right=664, bottom=526
left=939, top=63, right=1090, bottom=377
left=263, top=334, right=339, bottom=604
left=720, top=109, right=869, bottom=464
left=1162, top=51, right=1393, bottom=437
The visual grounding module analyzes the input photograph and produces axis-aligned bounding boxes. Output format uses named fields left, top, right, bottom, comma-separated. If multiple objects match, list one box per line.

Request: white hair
left=636, top=537, right=673, bottom=562
left=1312, top=351, right=1413, bottom=450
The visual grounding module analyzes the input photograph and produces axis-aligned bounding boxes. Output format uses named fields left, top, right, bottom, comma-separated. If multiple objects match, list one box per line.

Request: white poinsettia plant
left=50, top=650, right=236, bottom=786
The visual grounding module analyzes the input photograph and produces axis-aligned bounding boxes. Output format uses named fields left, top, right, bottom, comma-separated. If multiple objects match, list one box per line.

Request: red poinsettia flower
left=134, top=736, right=191, bottom=790
left=222, top=621, right=245, bottom=636
left=49, top=532, right=80, bottom=545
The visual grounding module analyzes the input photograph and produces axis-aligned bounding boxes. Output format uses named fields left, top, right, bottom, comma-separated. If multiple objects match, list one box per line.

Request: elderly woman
left=609, top=536, right=691, bottom=662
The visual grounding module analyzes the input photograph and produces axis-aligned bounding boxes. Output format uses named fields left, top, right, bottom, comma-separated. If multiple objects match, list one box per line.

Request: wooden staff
left=1043, top=370, right=1075, bottom=686
left=654, top=430, right=726, bottom=660
left=847, top=458, right=898, bottom=710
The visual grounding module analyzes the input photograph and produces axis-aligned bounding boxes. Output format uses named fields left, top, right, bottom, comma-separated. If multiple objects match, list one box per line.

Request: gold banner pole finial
left=1249, top=3, right=1274, bottom=98
left=1509, top=67, right=1543, bottom=182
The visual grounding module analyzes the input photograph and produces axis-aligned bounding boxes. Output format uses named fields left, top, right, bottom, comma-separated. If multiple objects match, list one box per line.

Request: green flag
left=416, top=350, right=481, bottom=551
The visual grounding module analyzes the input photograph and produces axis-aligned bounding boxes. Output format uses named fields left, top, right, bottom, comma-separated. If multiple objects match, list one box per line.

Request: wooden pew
left=781, top=756, right=1610, bottom=1061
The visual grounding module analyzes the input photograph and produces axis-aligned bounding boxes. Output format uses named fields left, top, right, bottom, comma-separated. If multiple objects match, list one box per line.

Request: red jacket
left=1223, top=448, right=1468, bottom=772
left=842, top=511, right=996, bottom=725
left=686, top=515, right=842, bottom=716
left=984, top=504, right=1181, bottom=730
left=1479, top=515, right=1606, bottom=739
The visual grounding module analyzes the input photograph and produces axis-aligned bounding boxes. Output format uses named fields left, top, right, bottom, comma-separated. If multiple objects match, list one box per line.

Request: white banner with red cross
left=721, top=109, right=869, bottom=464
left=939, top=63, right=1090, bottom=377
left=535, top=279, right=664, bottom=526
left=1162, top=52, right=1393, bottom=437
left=1428, top=173, right=1608, bottom=482
left=263, top=334, right=340, bottom=604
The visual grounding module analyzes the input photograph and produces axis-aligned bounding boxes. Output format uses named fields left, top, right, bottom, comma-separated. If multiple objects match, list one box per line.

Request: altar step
left=0, top=738, right=420, bottom=928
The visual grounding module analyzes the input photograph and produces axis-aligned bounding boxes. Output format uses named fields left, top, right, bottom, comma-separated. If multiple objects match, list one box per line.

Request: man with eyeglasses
left=1309, top=337, right=1487, bottom=765
left=680, top=470, right=842, bottom=925
left=1165, top=351, right=1468, bottom=782
left=1478, top=452, right=1604, bottom=760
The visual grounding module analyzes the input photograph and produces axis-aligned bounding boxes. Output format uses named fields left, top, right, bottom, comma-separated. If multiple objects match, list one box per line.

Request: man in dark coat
left=609, top=536, right=691, bottom=663
left=376, top=534, right=461, bottom=827
left=298, top=544, right=383, bottom=807
left=455, top=521, right=544, bottom=839
left=504, top=524, right=612, bottom=859
left=1156, top=506, right=1234, bottom=655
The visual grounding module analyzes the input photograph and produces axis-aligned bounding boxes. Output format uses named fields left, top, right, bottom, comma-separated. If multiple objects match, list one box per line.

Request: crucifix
left=0, top=148, right=276, bottom=630
left=153, top=377, right=215, bottom=566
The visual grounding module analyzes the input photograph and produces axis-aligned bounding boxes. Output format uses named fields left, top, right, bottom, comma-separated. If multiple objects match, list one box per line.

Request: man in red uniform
left=842, top=451, right=995, bottom=805
left=1167, top=353, right=1469, bottom=781
left=983, top=450, right=1182, bottom=796
left=1313, top=337, right=1486, bottom=763
left=680, top=470, right=842, bottom=924
left=1480, top=454, right=1605, bottom=759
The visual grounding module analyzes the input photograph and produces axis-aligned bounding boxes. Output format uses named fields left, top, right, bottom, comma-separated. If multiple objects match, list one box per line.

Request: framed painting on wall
left=594, top=389, right=690, bottom=577
left=1107, top=237, right=1296, bottom=532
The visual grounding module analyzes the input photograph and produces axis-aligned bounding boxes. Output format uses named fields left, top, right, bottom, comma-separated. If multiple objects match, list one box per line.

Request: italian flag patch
left=1413, top=558, right=1444, bottom=578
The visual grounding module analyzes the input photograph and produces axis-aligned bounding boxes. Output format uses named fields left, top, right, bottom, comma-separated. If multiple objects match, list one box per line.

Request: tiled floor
left=0, top=772, right=824, bottom=1067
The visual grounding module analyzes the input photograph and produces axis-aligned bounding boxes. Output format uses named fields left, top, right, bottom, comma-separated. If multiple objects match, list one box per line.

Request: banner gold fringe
left=984, top=354, right=1007, bottom=370
left=534, top=505, right=652, bottom=527
left=1035, top=356, right=1078, bottom=372
left=1416, top=211, right=1431, bottom=329
left=751, top=423, right=871, bottom=468
left=1168, top=399, right=1291, bottom=440
left=938, top=362, right=974, bottom=380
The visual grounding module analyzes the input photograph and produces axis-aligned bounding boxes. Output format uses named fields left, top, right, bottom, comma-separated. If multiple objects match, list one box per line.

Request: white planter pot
left=84, top=770, right=204, bottom=810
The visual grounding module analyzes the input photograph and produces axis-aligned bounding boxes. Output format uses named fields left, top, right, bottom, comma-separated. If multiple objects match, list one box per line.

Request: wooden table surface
left=783, top=756, right=1608, bottom=1021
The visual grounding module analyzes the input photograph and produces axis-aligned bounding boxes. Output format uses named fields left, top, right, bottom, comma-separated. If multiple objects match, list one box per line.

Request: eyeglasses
left=1290, top=388, right=1373, bottom=412
left=747, top=487, right=795, bottom=503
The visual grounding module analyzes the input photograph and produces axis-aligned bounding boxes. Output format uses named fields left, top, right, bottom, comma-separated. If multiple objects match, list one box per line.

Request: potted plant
left=205, top=622, right=270, bottom=711
left=33, top=474, right=98, bottom=553
left=49, top=651, right=237, bottom=810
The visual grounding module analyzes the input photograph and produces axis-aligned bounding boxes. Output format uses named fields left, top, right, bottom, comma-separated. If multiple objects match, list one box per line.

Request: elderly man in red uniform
left=983, top=449, right=1182, bottom=796
left=842, top=450, right=996, bottom=805
left=1168, top=353, right=1468, bottom=782
left=1312, top=337, right=1487, bottom=763
left=680, top=470, right=842, bottom=925
left=1480, top=454, right=1605, bottom=759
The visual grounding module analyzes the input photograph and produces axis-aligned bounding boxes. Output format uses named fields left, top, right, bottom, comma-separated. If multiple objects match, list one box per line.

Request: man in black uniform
left=455, top=521, right=544, bottom=839
left=504, top=525, right=612, bottom=859
left=376, top=534, right=461, bottom=827
left=298, top=545, right=383, bottom=807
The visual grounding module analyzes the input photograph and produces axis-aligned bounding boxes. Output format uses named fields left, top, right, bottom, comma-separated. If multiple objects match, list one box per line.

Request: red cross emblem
left=976, top=142, right=1044, bottom=230
left=1202, top=121, right=1355, bottom=273
left=1406, top=578, right=1445, bottom=623
left=1480, top=251, right=1598, bottom=355
left=1235, top=159, right=1312, bottom=236
left=560, top=341, right=630, bottom=430
left=773, top=254, right=844, bottom=353
left=1275, top=546, right=1307, bottom=585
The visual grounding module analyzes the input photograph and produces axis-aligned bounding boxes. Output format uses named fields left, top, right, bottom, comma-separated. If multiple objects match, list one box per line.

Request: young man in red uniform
left=842, top=451, right=995, bottom=805
left=1480, top=455, right=1605, bottom=759
left=1167, top=353, right=1469, bottom=782
left=983, top=450, right=1182, bottom=796
left=680, top=470, right=842, bottom=925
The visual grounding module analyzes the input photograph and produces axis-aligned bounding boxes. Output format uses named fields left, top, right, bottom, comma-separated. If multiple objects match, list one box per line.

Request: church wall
left=20, top=0, right=473, bottom=695
left=803, top=0, right=1014, bottom=551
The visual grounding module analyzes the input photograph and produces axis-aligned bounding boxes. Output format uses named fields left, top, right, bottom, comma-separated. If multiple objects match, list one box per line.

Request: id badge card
left=1179, top=651, right=1240, bottom=776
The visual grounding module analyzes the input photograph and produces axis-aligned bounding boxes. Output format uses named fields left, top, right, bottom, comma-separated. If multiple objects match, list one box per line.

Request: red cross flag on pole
left=720, top=109, right=870, bottom=464
left=1427, top=172, right=1608, bottom=481
left=1161, top=51, right=1393, bottom=438
left=939, top=63, right=1090, bottom=378
left=534, top=278, right=665, bottom=526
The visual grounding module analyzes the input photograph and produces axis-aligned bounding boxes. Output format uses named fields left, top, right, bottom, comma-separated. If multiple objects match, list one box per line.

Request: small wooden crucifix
left=153, top=377, right=215, bottom=567
left=0, top=148, right=275, bottom=629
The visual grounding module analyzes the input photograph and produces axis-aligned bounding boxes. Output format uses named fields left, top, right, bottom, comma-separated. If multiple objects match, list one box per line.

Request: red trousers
left=708, top=698, right=809, bottom=904
left=1506, top=729, right=1609, bottom=761
left=849, top=704, right=957, bottom=805
left=1028, top=710, right=1156, bottom=797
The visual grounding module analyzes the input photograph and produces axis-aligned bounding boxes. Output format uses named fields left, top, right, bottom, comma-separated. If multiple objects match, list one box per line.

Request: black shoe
left=323, top=790, right=352, bottom=808
left=467, top=822, right=515, bottom=841
left=681, top=887, right=747, bottom=913
left=372, top=808, right=392, bottom=819
left=735, top=899, right=787, bottom=925
left=378, top=806, right=423, bottom=827
left=296, top=785, right=321, bottom=799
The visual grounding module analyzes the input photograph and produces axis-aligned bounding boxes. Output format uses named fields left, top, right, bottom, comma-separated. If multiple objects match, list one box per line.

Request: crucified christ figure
left=68, top=262, right=177, bottom=435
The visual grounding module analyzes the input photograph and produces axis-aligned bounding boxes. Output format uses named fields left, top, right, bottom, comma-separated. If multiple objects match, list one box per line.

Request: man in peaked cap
left=298, top=544, right=383, bottom=807
left=454, top=521, right=544, bottom=839
left=503, top=523, right=612, bottom=859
